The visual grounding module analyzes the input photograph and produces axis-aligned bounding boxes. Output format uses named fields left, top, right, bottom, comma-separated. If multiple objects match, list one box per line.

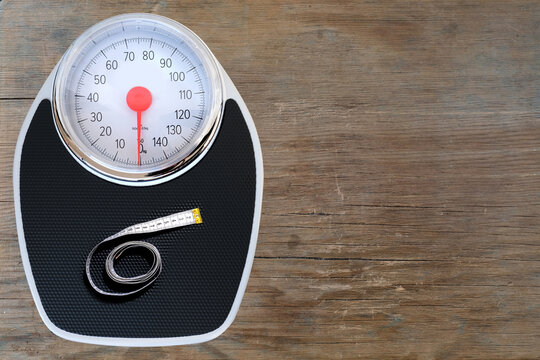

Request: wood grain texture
left=1, top=0, right=539, bottom=358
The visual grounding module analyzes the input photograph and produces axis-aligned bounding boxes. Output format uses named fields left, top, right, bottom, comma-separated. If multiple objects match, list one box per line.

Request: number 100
left=169, top=71, right=185, bottom=81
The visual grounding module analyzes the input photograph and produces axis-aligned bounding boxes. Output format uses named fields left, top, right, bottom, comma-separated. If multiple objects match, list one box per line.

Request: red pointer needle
left=126, top=86, right=152, bottom=165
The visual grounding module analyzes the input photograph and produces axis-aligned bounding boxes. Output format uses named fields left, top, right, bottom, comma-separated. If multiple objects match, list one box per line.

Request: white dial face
left=54, top=14, right=222, bottom=182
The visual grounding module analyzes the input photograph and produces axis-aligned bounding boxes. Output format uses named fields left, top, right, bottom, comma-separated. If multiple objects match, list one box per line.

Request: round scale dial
left=53, top=14, right=223, bottom=182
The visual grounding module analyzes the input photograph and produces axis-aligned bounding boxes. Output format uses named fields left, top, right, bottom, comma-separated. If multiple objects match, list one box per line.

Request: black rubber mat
left=19, top=99, right=256, bottom=338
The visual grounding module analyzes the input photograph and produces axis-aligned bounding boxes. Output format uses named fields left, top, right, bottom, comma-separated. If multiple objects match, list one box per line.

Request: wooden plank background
left=1, top=0, right=539, bottom=358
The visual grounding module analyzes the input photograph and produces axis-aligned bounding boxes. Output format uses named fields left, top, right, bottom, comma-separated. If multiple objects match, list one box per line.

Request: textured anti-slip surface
left=18, top=99, right=257, bottom=338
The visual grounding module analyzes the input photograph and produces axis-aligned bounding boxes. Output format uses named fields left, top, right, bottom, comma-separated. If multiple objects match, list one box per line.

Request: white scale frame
left=13, top=13, right=264, bottom=347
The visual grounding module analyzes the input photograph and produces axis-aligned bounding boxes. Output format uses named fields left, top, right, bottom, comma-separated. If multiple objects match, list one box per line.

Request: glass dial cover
left=53, top=14, right=223, bottom=182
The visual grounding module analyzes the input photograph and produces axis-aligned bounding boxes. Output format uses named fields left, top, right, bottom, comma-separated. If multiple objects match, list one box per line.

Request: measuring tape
left=85, top=208, right=203, bottom=297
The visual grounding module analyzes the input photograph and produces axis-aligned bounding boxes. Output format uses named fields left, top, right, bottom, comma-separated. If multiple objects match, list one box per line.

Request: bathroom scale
left=13, top=13, right=263, bottom=346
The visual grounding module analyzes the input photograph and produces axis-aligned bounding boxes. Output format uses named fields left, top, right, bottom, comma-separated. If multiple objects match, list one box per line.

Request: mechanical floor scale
left=13, top=13, right=263, bottom=346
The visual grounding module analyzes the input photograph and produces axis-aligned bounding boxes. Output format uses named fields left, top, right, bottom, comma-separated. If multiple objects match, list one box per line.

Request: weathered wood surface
left=1, top=0, right=539, bottom=358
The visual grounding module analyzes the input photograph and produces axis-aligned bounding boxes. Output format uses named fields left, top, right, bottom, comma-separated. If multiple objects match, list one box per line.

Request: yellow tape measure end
left=192, top=208, right=203, bottom=224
